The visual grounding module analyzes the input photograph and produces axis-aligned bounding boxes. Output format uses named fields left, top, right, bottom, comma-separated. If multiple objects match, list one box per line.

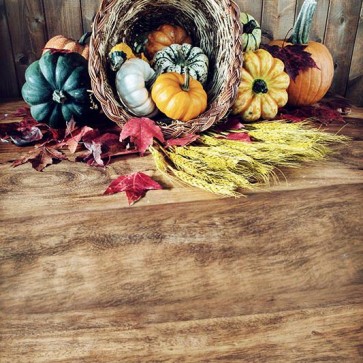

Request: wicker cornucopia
left=89, top=0, right=243, bottom=138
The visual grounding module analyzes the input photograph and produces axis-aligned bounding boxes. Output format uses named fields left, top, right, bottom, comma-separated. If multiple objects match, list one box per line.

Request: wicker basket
left=89, top=0, right=243, bottom=138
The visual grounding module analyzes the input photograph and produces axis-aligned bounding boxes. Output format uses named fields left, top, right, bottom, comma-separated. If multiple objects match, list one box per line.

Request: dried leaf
left=63, top=125, right=94, bottom=154
left=10, top=126, right=43, bottom=146
left=104, top=172, right=162, bottom=205
left=0, top=110, right=43, bottom=145
left=321, top=96, right=352, bottom=116
left=279, top=103, right=346, bottom=124
left=225, top=132, right=252, bottom=142
left=79, top=131, right=138, bottom=167
left=262, top=44, right=319, bottom=81
left=120, top=117, right=165, bottom=155
left=214, top=116, right=245, bottom=132
left=12, top=107, right=32, bottom=118
left=12, top=146, right=67, bottom=172
left=166, top=134, right=200, bottom=147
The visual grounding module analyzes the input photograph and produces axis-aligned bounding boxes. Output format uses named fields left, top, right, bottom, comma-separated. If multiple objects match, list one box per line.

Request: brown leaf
left=12, top=146, right=67, bottom=171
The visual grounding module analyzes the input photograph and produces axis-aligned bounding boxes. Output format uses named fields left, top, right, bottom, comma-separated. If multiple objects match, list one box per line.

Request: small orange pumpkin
left=43, top=32, right=91, bottom=60
left=269, top=0, right=334, bottom=106
left=151, top=71, right=207, bottom=122
left=145, top=24, right=192, bottom=60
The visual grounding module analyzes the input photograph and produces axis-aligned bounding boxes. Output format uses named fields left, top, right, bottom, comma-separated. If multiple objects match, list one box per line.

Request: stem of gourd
left=289, top=0, right=317, bottom=45
left=181, top=69, right=190, bottom=91
left=52, top=90, right=67, bottom=104
left=78, top=32, right=92, bottom=45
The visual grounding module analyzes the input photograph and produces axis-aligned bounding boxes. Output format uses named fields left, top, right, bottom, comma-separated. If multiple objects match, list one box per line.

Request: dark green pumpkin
left=21, top=50, right=92, bottom=128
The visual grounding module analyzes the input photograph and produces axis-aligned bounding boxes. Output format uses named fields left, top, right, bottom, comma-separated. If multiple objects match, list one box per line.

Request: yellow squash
left=151, top=72, right=207, bottom=122
left=232, top=49, right=290, bottom=121
left=109, top=42, right=148, bottom=71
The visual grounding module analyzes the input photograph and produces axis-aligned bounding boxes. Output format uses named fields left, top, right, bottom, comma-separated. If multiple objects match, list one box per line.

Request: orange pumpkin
left=43, top=32, right=91, bottom=60
left=151, top=72, right=207, bottom=122
left=270, top=0, right=334, bottom=106
left=145, top=24, right=192, bottom=60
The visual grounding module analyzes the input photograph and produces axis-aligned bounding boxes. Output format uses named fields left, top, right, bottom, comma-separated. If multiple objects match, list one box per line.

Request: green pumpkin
left=21, top=51, right=92, bottom=128
left=152, top=43, right=209, bottom=85
left=240, top=12, right=262, bottom=52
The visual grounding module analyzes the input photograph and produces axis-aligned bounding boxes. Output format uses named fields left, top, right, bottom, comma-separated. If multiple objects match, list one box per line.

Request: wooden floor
left=0, top=100, right=362, bottom=362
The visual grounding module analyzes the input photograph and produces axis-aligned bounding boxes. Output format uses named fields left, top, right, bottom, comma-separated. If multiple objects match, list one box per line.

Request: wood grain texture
left=346, top=3, right=363, bottom=107
left=261, top=0, right=297, bottom=41
left=1, top=0, right=363, bottom=102
left=4, top=0, right=47, bottom=89
left=0, top=100, right=363, bottom=362
left=235, top=0, right=264, bottom=23
left=81, top=0, right=100, bottom=33
left=42, top=0, right=83, bottom=40
left=324, top=0, right=363, bottom=96
left=0, top=0, right=19, bottom=99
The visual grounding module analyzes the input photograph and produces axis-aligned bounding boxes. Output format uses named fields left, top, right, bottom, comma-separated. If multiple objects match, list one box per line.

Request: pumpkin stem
left=78, top=32, right=92, bottom=45
left=289, top=0, right=317, bottom=45
left=52, top=90, right=67, bottom=104
left=181, top=69, right=190, bottom=91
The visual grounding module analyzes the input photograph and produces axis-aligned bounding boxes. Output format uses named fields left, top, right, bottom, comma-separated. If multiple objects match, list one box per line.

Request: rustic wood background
left=0, top=0, right=362, bottom=106
left=1, top=100, right=363, bottom=362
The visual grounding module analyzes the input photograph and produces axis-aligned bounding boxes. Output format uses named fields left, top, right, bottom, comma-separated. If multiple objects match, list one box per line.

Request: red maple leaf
left=166, top=134, right=200, bottom=147
left=262, top=44, right=319, bottom=81
left=120, top=118, right=165, bottom=155
left=104, top=172, right=162, bottom=205
left=62, top=124, right=94, bottom=154
left=225, top=132, right=252, bottom=142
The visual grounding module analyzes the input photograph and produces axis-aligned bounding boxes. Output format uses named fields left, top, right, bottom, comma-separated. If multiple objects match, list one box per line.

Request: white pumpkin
left=115, top=58, right=157, bottom=117
left=152, top=43, right=209, bottom=84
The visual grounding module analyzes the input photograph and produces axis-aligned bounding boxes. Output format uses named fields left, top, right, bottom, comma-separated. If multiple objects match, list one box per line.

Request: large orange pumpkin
left=43, top=32, right=91, bottom=60
left=145, top=24, right=192, bottom=60
left=269, top=0, right=334, bottom=106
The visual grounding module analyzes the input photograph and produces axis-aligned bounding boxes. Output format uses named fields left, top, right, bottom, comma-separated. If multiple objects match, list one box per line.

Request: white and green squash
left=152, top=43, right=209, bottom=85
left=240, top=12, right=262, bottom=52
left=115, top=58, right=157, bottom=117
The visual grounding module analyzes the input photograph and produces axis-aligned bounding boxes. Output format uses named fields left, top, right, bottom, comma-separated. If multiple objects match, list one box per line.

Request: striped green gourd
left=152, top=43, right=209, bottom=85
left=240, top=12, right=262, bottom=52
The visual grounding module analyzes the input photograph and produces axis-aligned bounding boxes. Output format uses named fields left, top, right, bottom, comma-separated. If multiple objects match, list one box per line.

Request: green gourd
left=152, top=43, right=209, bottom=85
left=240, top=12, right=262, bottom=52
left=21, top=50, right=92, bottom=128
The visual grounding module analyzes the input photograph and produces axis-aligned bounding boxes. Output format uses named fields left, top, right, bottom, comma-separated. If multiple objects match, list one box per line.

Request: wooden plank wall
left=0, top=0, right=362, bottom=106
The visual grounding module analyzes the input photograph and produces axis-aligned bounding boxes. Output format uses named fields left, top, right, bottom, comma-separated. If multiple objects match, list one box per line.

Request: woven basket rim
left=89, top=0, right=243, bottom=138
